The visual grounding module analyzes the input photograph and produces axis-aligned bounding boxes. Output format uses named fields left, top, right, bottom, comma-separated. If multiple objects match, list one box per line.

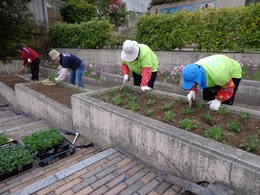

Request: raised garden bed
left=0, top=141, right=33, bottom=181
left=94, top=86, right=260, bottom=156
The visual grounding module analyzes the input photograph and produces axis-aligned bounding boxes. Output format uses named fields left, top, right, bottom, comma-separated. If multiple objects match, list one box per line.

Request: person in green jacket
left=182, top=54, right=242, bottom=111
left=121, top=40, right=158, bottom=91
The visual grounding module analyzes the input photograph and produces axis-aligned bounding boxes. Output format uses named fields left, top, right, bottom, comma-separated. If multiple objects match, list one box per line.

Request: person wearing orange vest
left=121, top=40, right=158, bottom=91
left=16, top=44, right=40, bottom=81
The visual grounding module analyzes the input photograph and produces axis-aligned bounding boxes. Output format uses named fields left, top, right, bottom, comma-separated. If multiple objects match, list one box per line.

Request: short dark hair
left=15, top=44, right=24, bottom=50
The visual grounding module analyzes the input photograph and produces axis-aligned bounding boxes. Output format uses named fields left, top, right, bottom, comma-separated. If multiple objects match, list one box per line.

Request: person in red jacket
left=16, top=44, right=40, bottom=81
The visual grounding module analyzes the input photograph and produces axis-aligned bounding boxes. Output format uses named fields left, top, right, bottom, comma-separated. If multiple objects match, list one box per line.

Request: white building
left=122, top=0, right=152, bottom=13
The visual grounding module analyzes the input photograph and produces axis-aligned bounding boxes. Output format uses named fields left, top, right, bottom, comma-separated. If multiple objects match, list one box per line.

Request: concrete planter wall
left=71, top=88, right=260, bottom=195
left=15, top=83, right=73, bottom=130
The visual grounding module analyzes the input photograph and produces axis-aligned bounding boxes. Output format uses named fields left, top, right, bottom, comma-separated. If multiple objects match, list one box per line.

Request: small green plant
left=160, top=100, right=174, bottom=111
left=94, top=92, right=101, bottom=98
left=240, top=135, right=260, bottom=152
left=108, top=88, right=117, bottom=94
left=178, top=118, right=197, bottom=131
left=163, top=110, right=176, bottom=122
left=123, top=86, right=130, bottom=93
left=239, top=110, right=250, bottom=123
left=179, top=96, right=185, bottom=103
left=145, top=109, right=154, bottom=116
left=181, top=106, right=192, bottom=114
left=227, top=120, right=241, bottom=132
left=200, top=112, right=215, bottom=125
left=216, top=106, right=230, bottom=115
left=128, top=97, right=140, bottom=112
left=0, top=132, right=10, bottom=145
left=146, top=91, right=153, bottom=98
left=103, top=94, right=111, bottom=102
left=111, top=94, right=122, bottom=106
left=204, top=125, right=227, bottom=143
left=196, top=101, right=204, bottom=109
left=48, top=74, right=57, bottom=83
left=145, top=98, right=155, bottom=106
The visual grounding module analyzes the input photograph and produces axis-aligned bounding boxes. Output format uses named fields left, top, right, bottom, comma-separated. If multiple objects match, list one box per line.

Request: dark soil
left=0, top=75, right=79, bottom=108
left=0, top=75, right=29, bottom=90
left=95, top=86, right=260, bottom=156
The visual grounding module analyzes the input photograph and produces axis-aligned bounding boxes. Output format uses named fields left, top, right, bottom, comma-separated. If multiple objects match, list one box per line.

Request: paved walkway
left=0, top=88, right=183, bottom=195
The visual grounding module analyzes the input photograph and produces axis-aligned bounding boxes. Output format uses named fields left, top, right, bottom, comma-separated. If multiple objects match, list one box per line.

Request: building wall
left=149, top=0, right=246, bottom=14
left=28, top=0, right=48, bottom=26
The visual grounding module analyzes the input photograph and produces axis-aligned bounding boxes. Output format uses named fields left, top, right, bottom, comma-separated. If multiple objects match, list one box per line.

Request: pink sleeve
left=58, top=68, right=68, bottom=81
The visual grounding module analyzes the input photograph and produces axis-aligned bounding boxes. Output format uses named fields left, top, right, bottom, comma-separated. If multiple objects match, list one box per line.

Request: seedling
left=181, top=106, right=192, bottom=114
left=179, top=96, right=185, bottom=103
left=146, top=91, right=153, bottom=98
left=204, top=125, right=227, bottom=143
left=145, top=98, right=155, bottom=106
left=111, top=94, right=121, bottom=106
left=108, top=88, right=117, bottom=94
left=163, top=110, right=176, bottom=122
left=239, top=110, right=250, bottom=123
left=178, top=118, right=198, bottom=131
left=48, top=74, right=57, bottom=83
left=216, top=106, right=230, bottom=115
left=240, top=135, right=260, bottom=152
left=196, top=101, right=204, bottom=109
left=94, top=92, right=101, bottom=98
left=160, top=100, right=174, bottom=111
left=103, top=94, right=111, bottom=102
left=128, top=98, right=140, bottom=112
left=123, top=86, right=130, bottom=93
left=0, top=132, right=10, bottom=145
left=145, top=109, right=154, bottom=116
left=227, top=120, right=240, bottom=132
left=200, top=111, right=215, bottom=125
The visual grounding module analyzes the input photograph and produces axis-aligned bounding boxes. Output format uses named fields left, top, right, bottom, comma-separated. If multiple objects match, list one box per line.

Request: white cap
left=49, top=49, right=60, bottom=60
left=121, top=40, right=140, bottom=62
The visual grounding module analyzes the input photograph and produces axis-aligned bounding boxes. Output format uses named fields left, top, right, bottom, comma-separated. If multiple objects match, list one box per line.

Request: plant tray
left=34, top=137, right=76, bottom=167
left=0, top=141, right=33, bottom=181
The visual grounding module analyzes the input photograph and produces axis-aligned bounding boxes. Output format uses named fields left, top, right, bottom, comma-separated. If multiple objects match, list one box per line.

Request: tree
left=0, top=0, right=35, bottom=59
left=60, top=0, right=98, bottom=23
left=108, top=0, right=128, bottom=26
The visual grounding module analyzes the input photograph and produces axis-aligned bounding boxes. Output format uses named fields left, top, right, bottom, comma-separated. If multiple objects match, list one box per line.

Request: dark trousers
left=203, top=78, right=241, bottom=105
left=132, top=71, right=157, bottom=88
left=31, top=57, right=40, bottom=81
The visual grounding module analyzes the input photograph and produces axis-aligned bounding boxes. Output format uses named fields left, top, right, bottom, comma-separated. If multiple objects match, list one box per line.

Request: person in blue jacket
left=49, top=49, right=85, bottom=88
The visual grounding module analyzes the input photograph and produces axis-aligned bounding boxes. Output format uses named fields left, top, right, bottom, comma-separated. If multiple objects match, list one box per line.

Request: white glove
left=207, top=99, right=221, bottom=111
left=54, top=78, right=59, bottom=83
left=123, top=74, right=129, bottom=83
left=187, top=91, right=196, bottom=102
left=141, top=86, right=152, bottom=91
left=28, top=58, right=32, bottom=63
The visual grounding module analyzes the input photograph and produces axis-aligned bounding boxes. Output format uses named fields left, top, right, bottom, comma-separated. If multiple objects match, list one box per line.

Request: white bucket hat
left=49, top=49, right=60, bottom=60
left=121, top=40, right=140, bottom=62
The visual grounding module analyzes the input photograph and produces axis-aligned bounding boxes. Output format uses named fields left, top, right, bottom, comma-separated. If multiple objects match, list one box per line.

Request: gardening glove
left=187, top=91, right=196, bottom=102
left=141, top=86, right=152, bottom=91
left=28, top=58, right=32, bottom=63
left=123, top=74, right=129, bottom=83
left=54, top=78, right=60, bottom=83
left=207, top=99, right=221, bottom=111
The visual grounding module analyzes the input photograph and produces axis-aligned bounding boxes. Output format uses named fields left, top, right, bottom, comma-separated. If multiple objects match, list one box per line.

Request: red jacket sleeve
left=21, top=47, right=38, bottom=66
left=121, top=63, right=129, bottom=75
left=188, top=85, right=198, bottom=94
left=215, top=78, right=235, bottom=102
left=140, top=67, right=152, bottom=87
